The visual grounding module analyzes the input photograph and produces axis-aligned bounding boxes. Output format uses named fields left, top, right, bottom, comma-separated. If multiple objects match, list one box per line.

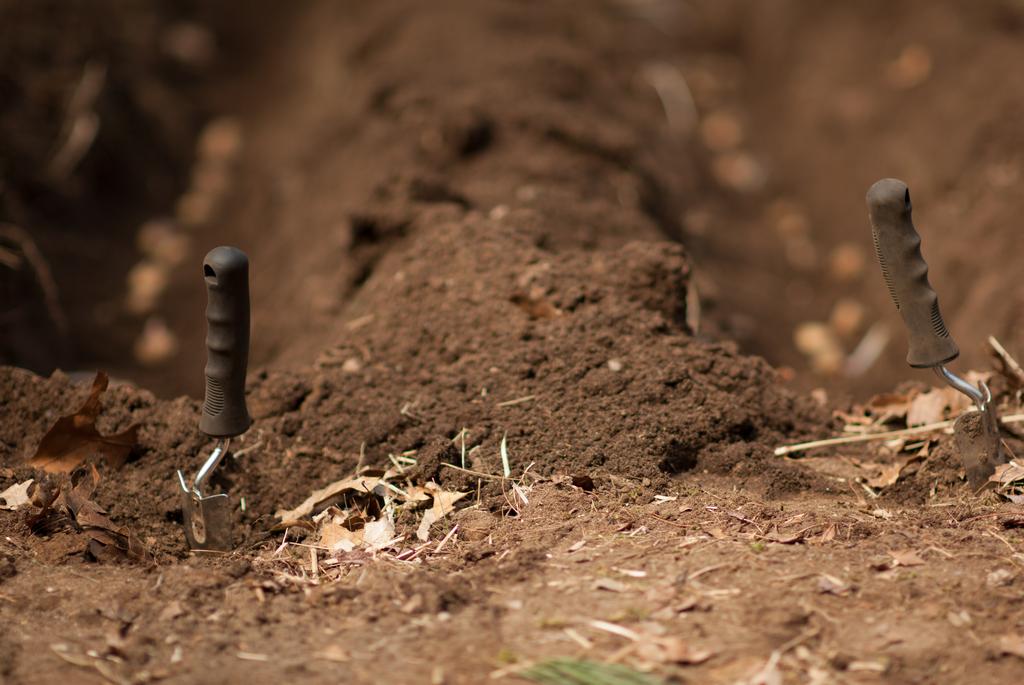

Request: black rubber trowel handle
left=199, top=246, right=252, bottom=437
left=866, top=178, right=959, bottom=368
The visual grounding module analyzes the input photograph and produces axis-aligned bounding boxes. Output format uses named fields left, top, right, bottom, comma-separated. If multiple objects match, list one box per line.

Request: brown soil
left=4, top=1, right=1024, bottom=684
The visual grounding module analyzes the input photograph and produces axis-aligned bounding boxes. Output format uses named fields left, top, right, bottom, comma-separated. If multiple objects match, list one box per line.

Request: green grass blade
left=520, top=659, right=663, bottom=685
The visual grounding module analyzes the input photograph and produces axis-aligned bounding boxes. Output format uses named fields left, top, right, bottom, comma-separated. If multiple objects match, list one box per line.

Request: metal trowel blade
left=954, top=407, right=1006, bottom=491
left=177, top=470, right=233, bottom=552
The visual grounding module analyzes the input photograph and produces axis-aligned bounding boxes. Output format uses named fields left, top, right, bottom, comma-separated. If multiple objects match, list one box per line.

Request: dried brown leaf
left=987, top=568, right=1015, bottom=588
left=704, top=527, right=728, bottom=540
left=30, top=372, right=137, bottom=473
left=636, top=636, right=714, bottom=665
left=402, top=485, right=432, bottom=504
left=835, top=390, right=917, bottom=429
left=592, top=578, right=630, bottom=593
left=748, top=656, right=783, bottom=685
left=866, top=391, right=914, bottom=422
left=275, top=473, right=387, bottom=520
left=1000, top=634, right=1024, bottom=659
left=832, top=411, right=869, bottom=427
left=415, top=482, right=468, bottom=541
left=362, top=516, right=396, bottom=550
left=416, top=509, right=440, bottom=542
left=0, top=479, right=33, bottom=510
left=816, top=524, right=837, bottom=544
left=764, top=528, right=808, bottom=544
left=426, top=481, right=468, bottom=517
left=314, top=645, right=350, bottom=663
left=941, top=386, right=973, bottom=415
left=57, top=466, right=148, bottom=560
left=889, top=549, right=926, bottom=567
left=159, top=601, right=185, bottom=622
left=24, top=478, right=66, bottom=536
left=271, top=519, right=316, bottom=533
left=991, top=461, right=1024, bottom=486
left=947, top=610, right=972, bottom=627
left=865, top=462, right=903, bottom=489
left=906, top=390, right=948, bottom=426
left=318, top=517, right=363, bottom=552
left=818, top=574, right=852, bottom=596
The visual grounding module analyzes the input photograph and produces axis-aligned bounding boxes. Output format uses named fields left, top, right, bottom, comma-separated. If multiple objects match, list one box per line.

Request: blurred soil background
left=6, top=0, right=1024, bottom=401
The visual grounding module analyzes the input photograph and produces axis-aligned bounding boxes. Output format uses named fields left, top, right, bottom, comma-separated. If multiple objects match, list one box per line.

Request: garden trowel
left=177, top=246, right=252, bottom=551
left=867, top=179, right=1005, bottom=489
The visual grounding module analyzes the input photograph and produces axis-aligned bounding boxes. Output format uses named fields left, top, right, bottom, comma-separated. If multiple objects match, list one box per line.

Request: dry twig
left=0, top=224, right=68, bottom=338
left=775, top=414, right=1024, bottom=456
left=990, top=336, right=1024, bottom=386
left=440, top=462, right=506, bottom=481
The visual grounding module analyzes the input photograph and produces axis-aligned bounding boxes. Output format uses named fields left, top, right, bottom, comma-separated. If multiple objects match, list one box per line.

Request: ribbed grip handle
left=866, top=178, right=959, bottom=368
left=199, top=246, right=252, bottom=437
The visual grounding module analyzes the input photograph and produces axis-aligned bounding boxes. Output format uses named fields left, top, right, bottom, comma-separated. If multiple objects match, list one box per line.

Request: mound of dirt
left=0, top=217, right=823, bottom=556
left=0, top=0, right=828, bottom=561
